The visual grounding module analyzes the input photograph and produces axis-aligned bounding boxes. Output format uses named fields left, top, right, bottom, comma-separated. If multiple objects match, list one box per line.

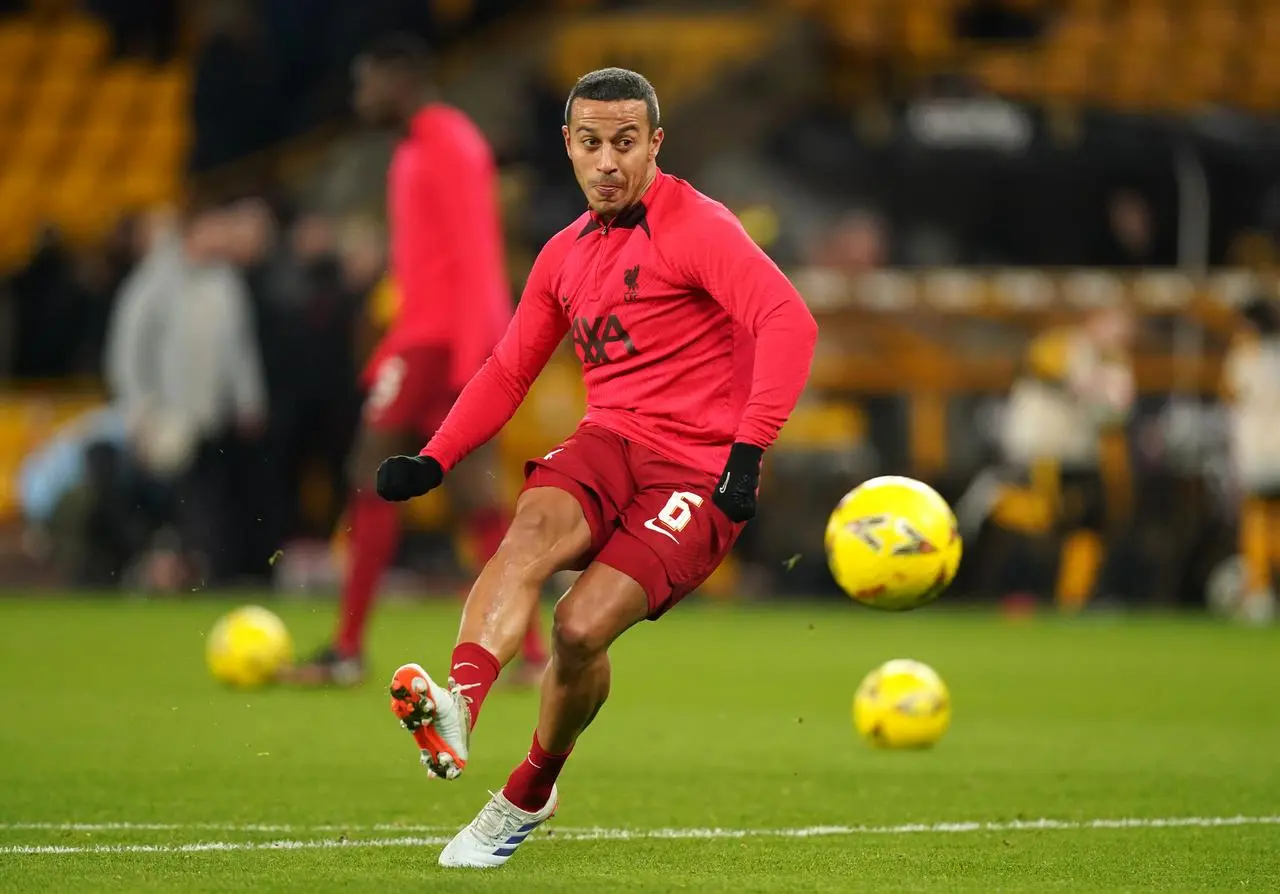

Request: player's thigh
left=501, top=485, right=596, bottom=575
left=551, top=560, right=650, bottom=657
left=597, top=485, right=743, bottom=620
left=521, top=424, right=636, bottom=566
left=444, top=439, right=503, bottom=515
left=353, top=347, right=454, bottom=490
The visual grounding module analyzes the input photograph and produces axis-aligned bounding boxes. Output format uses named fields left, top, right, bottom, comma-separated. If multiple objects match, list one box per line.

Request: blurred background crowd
left=2, top=0, right=1280, bottom=621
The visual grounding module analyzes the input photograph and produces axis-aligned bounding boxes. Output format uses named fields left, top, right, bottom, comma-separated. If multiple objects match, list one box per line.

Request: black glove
left=712, top=442, right=763, bottom=523
left=375, top=454, right=443, bottom=502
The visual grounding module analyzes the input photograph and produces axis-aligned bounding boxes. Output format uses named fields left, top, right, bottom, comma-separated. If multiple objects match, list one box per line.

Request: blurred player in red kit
left=286, top=34, right=547, bottom=687
left=375, top=68, right=818, bottom=867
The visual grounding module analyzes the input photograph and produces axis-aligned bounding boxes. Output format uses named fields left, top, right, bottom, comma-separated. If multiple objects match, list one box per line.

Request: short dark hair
left=564, top=68, right=660, bottom=130
left=361, top=32, right=433, bottom=77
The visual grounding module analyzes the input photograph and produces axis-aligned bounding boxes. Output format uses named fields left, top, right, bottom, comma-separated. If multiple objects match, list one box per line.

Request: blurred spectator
left=1095, top=189, right=1172, bottom=268
left=103, top=204, right=268, bottom=584
left=17, top=406, right=156, bottom=586
left=809, top=210, right=888, bottom=276
left=1220, top=296, right=1280, bottom=625
left=7, top=225, right=90, bottom=380
left=191, top=2, right=274, bottom=171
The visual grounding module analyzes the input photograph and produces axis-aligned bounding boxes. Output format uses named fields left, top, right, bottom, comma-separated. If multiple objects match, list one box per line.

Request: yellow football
left=825, top=476, right=962, bottom=610
left=853, top=658, right=952, bottom=749
left=206, top=605, right=294, bottom=689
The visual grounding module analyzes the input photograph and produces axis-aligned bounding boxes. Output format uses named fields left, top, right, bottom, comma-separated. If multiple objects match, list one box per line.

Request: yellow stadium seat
left=76, top=119, right=126, bottom=158
left=0, top=21, right=40, bottom=74
left=1184, top=5, right=1239, bottom=50
left=774, top=400, right=865, bottom=452
left=826, top=0, right=886, bottom=51
left=900, top=6, right=952, bottom=62
left=1041, top=48, right=1094, bottom=103
left=9, top=123, right=66, bottom=169
left=117, top=165, right=177, bottom=207
left=1106, top=55, right=1162, bottom=110
left=131, top=124, right=188, bottom=175
left=26, top=75, right=87, bottom=125
left=44, top=15, right=108, bottom=73
left=1167, top=50, right=1231, bottom=110
left=971, top=50, right=1038, bottom=99
left=143, top=65, right=191, bottom=121
left=91, top=64, right=148, bottom=117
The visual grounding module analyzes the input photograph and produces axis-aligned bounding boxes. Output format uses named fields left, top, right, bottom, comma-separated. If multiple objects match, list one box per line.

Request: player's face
left=563, top=98, right=663, bottom=218
left=352, top=58, right=398, bottom=128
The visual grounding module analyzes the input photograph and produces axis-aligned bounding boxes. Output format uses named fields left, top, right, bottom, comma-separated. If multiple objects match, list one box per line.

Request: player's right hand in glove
left=376, top=454, right=443, bottom=502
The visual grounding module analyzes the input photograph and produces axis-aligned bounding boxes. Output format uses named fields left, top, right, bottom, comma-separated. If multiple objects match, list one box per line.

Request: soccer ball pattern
left=825, top=475, right=962, bottom=611
left=853, top=658, right=952, bottom=749
left=206, top=605, right=294, bottom=689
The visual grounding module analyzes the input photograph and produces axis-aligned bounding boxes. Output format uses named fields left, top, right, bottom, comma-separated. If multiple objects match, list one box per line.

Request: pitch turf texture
left=2, top=597, right=1279, bottom=892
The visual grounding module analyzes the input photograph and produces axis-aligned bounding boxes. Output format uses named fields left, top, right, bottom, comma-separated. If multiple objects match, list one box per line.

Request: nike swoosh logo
left=452, top=663, right=478, bottom=672
left=643, top=518, right=679, bottom=544
left=544, top=448, right=564, bottom=460
left=718, top=474, right=730, bottom=495
left=455, top=682, right=483, bottom=691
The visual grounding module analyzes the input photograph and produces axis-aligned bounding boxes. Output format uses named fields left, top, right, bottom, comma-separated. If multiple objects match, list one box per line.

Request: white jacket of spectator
left=104, top=234, right=267, bottom=474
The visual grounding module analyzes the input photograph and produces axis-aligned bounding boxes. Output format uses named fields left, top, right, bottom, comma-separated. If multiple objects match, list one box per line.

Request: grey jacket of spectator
left=104, top=236, right=267, bottom=441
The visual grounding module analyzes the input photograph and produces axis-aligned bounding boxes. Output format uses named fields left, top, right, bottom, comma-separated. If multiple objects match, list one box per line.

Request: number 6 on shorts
left=656, top=491, right=704, bottom=533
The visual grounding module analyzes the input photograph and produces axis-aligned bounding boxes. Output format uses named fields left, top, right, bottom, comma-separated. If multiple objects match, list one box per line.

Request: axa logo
left=622, top=264, right=640, bottom=302
left=572, top=314, right=637, bottom=366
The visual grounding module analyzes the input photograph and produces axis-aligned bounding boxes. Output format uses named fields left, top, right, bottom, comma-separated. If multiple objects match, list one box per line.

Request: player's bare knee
left=551, top=599, right=609, bottom=666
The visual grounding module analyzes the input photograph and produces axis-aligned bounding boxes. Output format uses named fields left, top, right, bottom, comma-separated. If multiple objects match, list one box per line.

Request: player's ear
left=562, top=125, right=572, bottom=157
left=649, top=126, right=664, bottom=162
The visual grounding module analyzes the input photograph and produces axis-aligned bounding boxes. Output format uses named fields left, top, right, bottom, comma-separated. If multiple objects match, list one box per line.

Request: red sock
left=334, top=493, right=401, bottom=656
left=503, top=731, right=571, bottom=813
left=465, top=507, right=547, bottom=665
left=449, top=641, right=501, bottom=730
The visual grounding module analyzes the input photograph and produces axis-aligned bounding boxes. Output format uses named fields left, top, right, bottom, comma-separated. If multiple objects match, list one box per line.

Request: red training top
left=422, top=170, right=818, bottom=476
left=380, top=103, right=512, bottom=391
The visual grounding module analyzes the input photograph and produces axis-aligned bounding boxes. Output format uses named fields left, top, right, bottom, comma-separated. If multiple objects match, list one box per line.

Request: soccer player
left=994, top=308, right=1135, bottom=611
left=373, top=67, right=818, bottom=868
left=1221, top=296, right=1280, bottom=625
left=287, top=34, right=547, bottom=686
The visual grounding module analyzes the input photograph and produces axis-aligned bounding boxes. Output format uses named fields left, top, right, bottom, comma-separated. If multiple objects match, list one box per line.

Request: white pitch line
left=2, top=815, right=1278, bottom=855
left=0, top=822, right=457, bottom=833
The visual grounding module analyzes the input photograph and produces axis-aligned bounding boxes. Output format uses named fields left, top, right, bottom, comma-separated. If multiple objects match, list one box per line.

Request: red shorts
left=361, top=345, right=457, bottom=437
left=522, top=424, right=743, bottom=620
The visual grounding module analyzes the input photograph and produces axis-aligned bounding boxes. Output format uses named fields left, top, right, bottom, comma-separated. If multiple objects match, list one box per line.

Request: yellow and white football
left=206, top=605, right=294, bottom=689
left=825, top=476, right=962, bottom=611
left=853, top=658, right=952, bottom=749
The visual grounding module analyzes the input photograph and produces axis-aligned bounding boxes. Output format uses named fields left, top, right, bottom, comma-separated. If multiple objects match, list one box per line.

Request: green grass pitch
left=2, top=595, right=1279, bottom=892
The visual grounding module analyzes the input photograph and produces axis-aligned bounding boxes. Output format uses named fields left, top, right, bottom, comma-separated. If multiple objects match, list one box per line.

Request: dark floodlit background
left=1, top=0, right=1277, bottom=617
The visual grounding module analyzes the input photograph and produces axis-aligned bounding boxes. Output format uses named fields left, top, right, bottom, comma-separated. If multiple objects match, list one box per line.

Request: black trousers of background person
left=175, top=432, right=252, bottom=587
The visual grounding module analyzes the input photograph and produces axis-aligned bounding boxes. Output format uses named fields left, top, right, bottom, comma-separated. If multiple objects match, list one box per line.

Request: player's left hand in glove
left=376, top=454, right=443, bottom=502
left=712, top=442, right=763, bottom=523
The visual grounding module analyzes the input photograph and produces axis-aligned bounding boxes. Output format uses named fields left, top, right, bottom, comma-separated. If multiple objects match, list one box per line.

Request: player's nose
left=596, top=147, right=618, bottom=174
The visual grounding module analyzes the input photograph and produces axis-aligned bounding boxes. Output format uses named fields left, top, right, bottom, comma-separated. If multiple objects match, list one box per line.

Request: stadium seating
left=0, top=11, right=189, bottom=270
left=768, top=0, right=1279, bottom=113
left=547, top=12, right=773, bottom=97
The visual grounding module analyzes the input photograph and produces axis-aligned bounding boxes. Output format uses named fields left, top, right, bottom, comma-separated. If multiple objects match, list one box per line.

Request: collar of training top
left=578, top=171, right=665, bottom=239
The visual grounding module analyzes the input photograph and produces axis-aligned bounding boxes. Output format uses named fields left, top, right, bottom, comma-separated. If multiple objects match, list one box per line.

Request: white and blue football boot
left=438, top=785, right=559, bottom=868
